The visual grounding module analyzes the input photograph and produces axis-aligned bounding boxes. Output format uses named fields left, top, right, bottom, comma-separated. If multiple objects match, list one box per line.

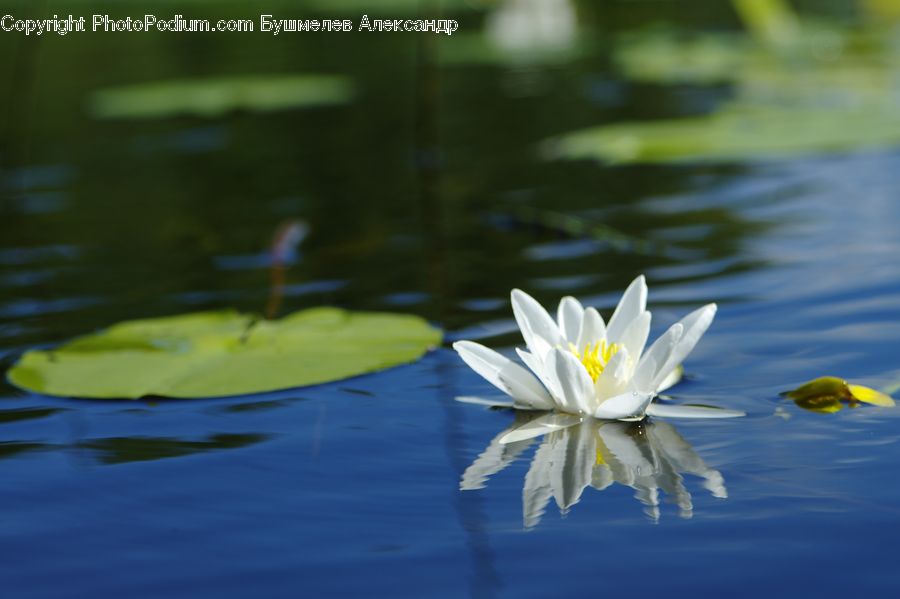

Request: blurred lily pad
left=90, top=75, right=354, bottom=119
left=439, top=32, right=585, bottom=66
left=7, top=308, right=441, bottom=399
left=554, top=0, right=900, bottom=164
left=615, top=32, right=752, bottom=84
left=782, top=375, right=895, bottom=413
left=545, top=106, right=900, bottom=164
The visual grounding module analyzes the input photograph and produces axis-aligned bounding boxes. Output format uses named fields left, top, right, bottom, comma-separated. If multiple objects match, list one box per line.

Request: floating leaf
left=791, top=394, right=844, bottom=414
left=90, top=75, right=354, bottom=119
left=782, top=376, right=896, bottom=413
left=847, top=384, right=896, bottom=408
left=564, top=3, right=900, bottom=164
left=545, top=106, right=900, bottom=164
left=784, top=376, right=850, bottom=401
left=732, top=0, right=801, bottom=50
left=439, top=32, right=584, bottom=66
left=7, top=308, right=442, bottom=399
left=615, top=32, right=752, bottom=84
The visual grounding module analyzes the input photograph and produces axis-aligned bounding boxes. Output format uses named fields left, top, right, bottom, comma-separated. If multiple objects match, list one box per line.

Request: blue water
left=3, top=2, right=900, bottom=596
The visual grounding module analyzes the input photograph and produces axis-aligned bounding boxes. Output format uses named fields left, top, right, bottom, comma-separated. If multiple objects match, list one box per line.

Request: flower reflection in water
left=462, top=413, right=727, bottom=527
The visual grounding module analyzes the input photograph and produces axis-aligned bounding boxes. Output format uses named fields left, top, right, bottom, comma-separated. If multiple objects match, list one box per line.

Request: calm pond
left=2, top=1, right=900, bottom=596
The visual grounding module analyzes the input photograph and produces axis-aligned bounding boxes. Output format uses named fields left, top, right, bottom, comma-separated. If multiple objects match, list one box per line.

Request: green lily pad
left=7, top=308, right=442, bottom=399
left=545, top=106, right=900, bottom=164
left=553, top=0, right=900, bottom=165
left=615, top=32, right=752, bottom=84
left=90, top=75, right=354, bottom=119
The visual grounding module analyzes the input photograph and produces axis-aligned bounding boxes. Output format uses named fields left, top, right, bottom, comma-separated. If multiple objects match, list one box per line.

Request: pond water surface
left=2, top=2, right=900, bottom=597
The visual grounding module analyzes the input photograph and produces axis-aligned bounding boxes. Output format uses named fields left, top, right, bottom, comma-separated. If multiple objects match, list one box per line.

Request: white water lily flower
left=454, top=275, right=737, bottom=421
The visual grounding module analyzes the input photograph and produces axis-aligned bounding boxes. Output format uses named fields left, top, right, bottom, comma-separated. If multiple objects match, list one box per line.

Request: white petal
left=515, top=347, right=546, bottom=382
left=652, top=304, right=716, bottom=391
left=511, top=289, right=563, bottom=353
left=618, top=311, right=651, bottom=365
left=606, top=275, right=647, bottom=344
left=633, top=356, right=657, bottom=395
left=454, top=396, right=515, bottom=408
left=499, top=413, right=582, bottom=444
left=634, top=323, right=684, bottom=393
left=576, top=307, right=606, bottom=350
left=549, top=348, right=596, bottom=414
left=656, top=365, right=683, bottom=393
left=593, top=390, right=654, bottom=420
left=453, top=341, right=555, bottom=410
left=557, top=296, right=584, bottom=344
left=645, top=403, right=745, bottom=419
left=594, top=346, right=630, bottom=400
left=527, top=333, right=554, bottom=363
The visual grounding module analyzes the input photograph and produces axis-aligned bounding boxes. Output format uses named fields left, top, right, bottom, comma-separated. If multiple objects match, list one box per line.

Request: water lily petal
left=576, top=307, right=606, bottom=350
left=454, top=396, right=516, bottom=408
left=635, top=323, right=683, bottom=393
left=511, top=289, right=564, bottom=354
left=515, top=347, right=547, bottom=382
left=618, top=311, right=651, bottom=365
left=646, top=403, right=745, bottom=419
left=847, top=384, right=896, bottom=407
left=549, top=348, right=596, bottom=414
left=593, top=390, right=654, bottom=420
left=652, top=304, right=716, bottom=391
left=606, top=275, right=647, bottom=344
left=595, top=346, right=630, bottom=400
left=453, top=341, right=555, bottom=410
left=526, top=333, right=554, bottom=363
left=557, top=296, right=584, bottom=345
left=656, top=365, right=683, bottom=393
left=499, top=412, right=582, bottom=444
left=516, top=347, right=565, bottom=408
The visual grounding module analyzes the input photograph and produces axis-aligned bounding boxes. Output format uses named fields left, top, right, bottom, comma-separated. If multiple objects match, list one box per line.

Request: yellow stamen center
left=569, top=340, right=620, bottom=383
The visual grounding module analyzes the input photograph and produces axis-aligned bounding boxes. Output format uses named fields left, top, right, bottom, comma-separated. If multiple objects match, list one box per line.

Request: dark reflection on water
left=0, top=440, right=47, bottom=459
left=0, top=406, right=67, bottom=424
left=0, top=433, right=269, bottom=464
left=218, top=398, right=304, bottom=413
left=2, top=0, right=900, bottom=596
left=77, top=433, right=271, bottom=465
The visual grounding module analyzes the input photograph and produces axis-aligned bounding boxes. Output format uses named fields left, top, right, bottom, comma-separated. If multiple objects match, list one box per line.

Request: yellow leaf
left=783, top=376, right=896, bottom=412
left=847, top=384, right=896, bottom=407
